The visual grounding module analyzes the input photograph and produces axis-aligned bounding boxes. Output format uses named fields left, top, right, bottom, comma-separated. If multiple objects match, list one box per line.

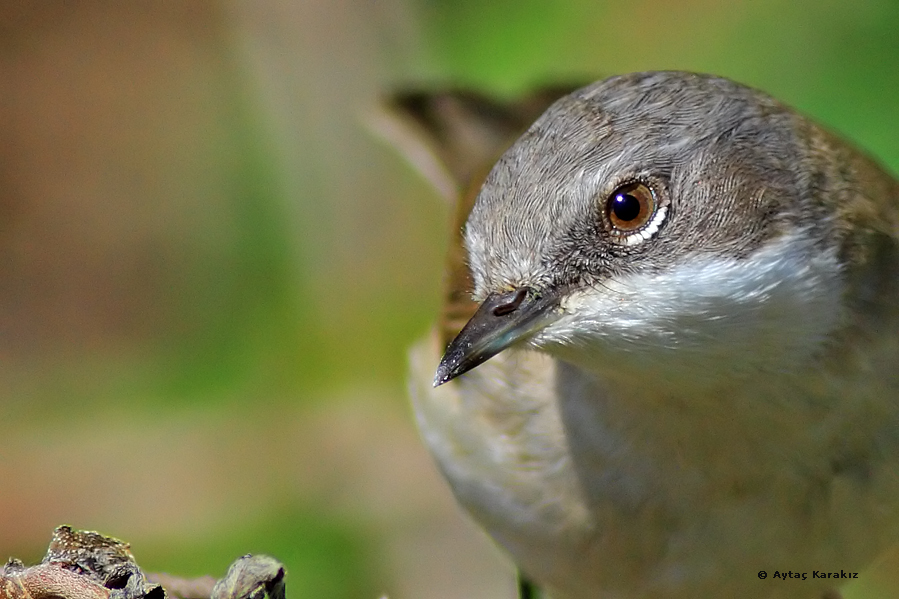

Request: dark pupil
left=611, top=193, right=641, bottom=221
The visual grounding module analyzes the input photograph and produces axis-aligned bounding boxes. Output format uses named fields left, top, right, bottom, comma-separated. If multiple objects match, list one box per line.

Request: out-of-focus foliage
left=0, top=1, right=896, bottom=598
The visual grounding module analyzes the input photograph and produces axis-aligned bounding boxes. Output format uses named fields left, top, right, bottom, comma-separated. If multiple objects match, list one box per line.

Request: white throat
left=533, top=230, right=846, bottom=391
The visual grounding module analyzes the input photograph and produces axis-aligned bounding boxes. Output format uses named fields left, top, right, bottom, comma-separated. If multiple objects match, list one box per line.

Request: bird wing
left=370, top=85, right=583, bottom=345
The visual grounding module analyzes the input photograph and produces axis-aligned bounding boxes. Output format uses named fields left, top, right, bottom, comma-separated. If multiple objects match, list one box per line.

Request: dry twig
left=1, top=527, right=285, bottom=599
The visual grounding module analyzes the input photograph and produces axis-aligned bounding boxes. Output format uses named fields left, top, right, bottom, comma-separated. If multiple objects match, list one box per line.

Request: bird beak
left=434, top=286, right=561, bottom=386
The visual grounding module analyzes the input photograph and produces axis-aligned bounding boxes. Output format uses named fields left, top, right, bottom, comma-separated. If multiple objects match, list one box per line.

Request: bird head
left=435, top=72, right=849, bottom=388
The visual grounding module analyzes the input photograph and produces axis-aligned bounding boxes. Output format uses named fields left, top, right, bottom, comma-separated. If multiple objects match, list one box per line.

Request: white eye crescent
left=604, top=182, right=667, bottom=245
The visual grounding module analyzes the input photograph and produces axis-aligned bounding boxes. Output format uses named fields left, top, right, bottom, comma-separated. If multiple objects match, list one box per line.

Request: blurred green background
left=0, top=1, right=897, bottom=598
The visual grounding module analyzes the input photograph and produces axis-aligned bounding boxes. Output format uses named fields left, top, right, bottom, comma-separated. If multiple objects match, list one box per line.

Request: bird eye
left=603, top=182, right=667, bottom=245
left=607, top=182, right=654, bottom=230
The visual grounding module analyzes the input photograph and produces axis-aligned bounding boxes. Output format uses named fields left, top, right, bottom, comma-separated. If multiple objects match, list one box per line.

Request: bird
left=382, top=71, right=899, bottom=599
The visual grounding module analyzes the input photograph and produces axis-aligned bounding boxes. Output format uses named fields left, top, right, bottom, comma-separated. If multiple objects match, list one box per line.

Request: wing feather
left=371, top=85, right=583, bottom=345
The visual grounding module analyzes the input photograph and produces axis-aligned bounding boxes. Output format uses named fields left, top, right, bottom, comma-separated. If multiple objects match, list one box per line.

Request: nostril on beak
left=492, top=288, right=528, bottom=317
